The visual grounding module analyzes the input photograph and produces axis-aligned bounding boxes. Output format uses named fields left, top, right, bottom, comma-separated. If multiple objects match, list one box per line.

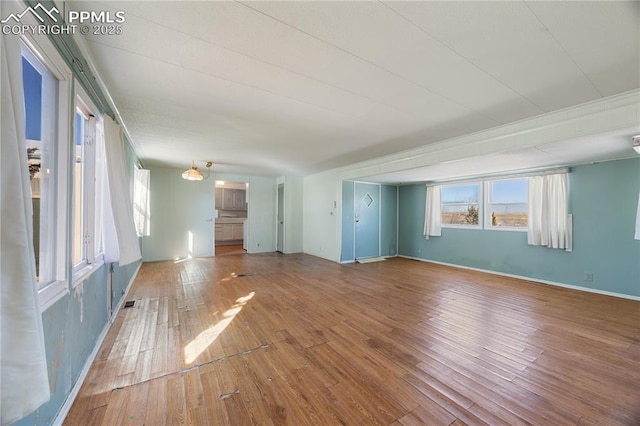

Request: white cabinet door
left=222, top=224, right=233, bottom=240
left=231, top=223, right=243, bottom=240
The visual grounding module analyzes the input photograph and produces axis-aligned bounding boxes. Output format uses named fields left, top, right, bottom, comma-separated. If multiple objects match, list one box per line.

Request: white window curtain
left=133, top=168, right=151, bottom=237
left=424, top=185, right=442, bottom=239
left=103, top=116, right=142, bottom=266
left=527, top=173, right=571, bottom=250
left=635, top=192, right=640, bottom=241
left=1, top=29, right=50, bottom=424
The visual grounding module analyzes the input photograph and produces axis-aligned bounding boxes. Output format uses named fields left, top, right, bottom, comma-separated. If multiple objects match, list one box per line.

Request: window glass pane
left=442, top=204, right=479, bottom=225
left=22, top=57, right=42, bottom=141
left=22, top=52, right=53, bottom=282
left=441, top=184, right=478, bottom=203
left=491, top=179, right=528, bottom=203
left=22, top=60, right=43, bottom=277
left=441, top=183, right=480, bottom=226
left=488, top=179, right=528, bottom=228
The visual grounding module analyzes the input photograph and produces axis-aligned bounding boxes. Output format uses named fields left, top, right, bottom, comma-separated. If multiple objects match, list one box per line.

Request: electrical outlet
left=418, top=249, right=422, bottom=254
left=584, top=272, right=593, bottom=282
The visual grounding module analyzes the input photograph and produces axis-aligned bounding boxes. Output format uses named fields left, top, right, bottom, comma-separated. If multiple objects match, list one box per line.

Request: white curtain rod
left=425, top=166, right=570, bottom=187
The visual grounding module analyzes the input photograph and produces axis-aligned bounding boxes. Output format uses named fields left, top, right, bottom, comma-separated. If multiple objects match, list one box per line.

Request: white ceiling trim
left=328, top=90, right=640, bottom=182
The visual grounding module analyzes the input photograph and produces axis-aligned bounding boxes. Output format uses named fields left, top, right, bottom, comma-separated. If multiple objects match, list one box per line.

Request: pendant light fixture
left=182, top=161, right=213, bottom=181
left=633, top=135, right=640, bottom=154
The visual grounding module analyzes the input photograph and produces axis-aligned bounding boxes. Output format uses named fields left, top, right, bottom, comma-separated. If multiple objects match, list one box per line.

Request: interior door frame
left=276, top=183, right=284, bottom=253
left=213, top=180, right=249, bottom=256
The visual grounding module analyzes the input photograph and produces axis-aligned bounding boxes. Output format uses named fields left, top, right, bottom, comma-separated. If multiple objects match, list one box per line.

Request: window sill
left=442, top=224, right=482, bottom=230
left=72, top=259, right=105, bottom=288
left=485, top=226, right=527, bottom=233
left=38, top=280, right=69, bottom=312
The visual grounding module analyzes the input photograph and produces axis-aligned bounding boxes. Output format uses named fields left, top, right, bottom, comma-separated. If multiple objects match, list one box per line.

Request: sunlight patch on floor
left=183, top=292, right=255, bottom=364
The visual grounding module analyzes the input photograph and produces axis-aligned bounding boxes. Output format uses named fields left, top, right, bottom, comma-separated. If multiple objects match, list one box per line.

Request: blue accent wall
left=381, top=185, right=398, bottom=257
left=398, top=158, right=640, bottom=298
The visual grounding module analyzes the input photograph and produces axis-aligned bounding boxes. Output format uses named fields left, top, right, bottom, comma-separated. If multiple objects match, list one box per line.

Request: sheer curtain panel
left=527, top=173, right=570, bottom=250
left=1, top=27, right=50, bottom=423
left=103, top=117, right=142, bottom=266
left=424, top=185, right=442, bottom=239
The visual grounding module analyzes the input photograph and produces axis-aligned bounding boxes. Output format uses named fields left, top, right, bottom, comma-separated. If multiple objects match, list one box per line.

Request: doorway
left=277, top=184, right=284, bottom=252
left=354, top=182, right=380, bottom=260
left=214, top=180, right=248, bottom=256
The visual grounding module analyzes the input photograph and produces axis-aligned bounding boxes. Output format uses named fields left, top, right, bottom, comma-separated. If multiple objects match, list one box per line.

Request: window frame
left=72, top=84, right=104, bottom=287
left=440, top=182, right=483, bottom=229
left=484, top=178, right=529, bottom=232
left=20, top=33, right=72, bottom=312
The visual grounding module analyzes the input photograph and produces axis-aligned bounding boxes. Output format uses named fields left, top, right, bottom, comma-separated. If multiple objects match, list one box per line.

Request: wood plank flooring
left=64, top=254, right=640, bottom=425
left=215, top=245, right=245, bottom=256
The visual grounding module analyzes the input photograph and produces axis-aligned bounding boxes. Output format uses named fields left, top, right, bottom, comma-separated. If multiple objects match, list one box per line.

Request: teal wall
left=14, top=261, right=139, bottom=425
left=398, top=158, right=640, bottom=297
left=381, top=185, right=398, bottom=257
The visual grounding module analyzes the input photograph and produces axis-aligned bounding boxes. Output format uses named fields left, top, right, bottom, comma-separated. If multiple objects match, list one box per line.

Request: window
left=73, top=91, right=102, bottom=276
left=133, top=167, right=151, bottom=237
left=485, top=179, right=528, bottom=230
left=21, top=38, right=74, bottom=310
left=21, top=46, right=59, bottom=286
left=441, top=183, right=481, bottom=227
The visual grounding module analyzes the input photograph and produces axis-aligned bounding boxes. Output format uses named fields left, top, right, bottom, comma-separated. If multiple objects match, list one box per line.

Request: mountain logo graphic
left=1, top=3, right=59, bottom=24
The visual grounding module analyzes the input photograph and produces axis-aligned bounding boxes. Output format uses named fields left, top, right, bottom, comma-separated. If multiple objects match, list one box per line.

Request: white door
left=277, top=184, right=284, bottom=252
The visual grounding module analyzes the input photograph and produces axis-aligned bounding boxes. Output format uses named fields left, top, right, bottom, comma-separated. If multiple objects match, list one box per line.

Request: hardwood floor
left=64, top=254, right=640, bottom=425
left=215, top=245, right=246, bottom=256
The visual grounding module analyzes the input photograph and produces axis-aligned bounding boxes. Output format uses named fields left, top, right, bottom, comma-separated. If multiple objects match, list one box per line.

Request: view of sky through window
left=22, top=56, right=42, bottom=141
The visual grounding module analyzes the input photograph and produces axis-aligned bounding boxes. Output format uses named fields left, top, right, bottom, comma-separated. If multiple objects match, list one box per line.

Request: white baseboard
left=398, top=255, right=640, bottom=301
left=52, top=261, right=141, bottom=426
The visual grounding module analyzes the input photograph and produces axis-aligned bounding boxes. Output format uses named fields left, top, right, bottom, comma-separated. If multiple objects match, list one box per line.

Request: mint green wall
left=283, top=176, right=304, bottom=253
left=214, top=173, right=276, bottom=253
left=142, top=170, right=278, bottom=261
left=398, top=158, right=640, bottom=298
left=142, top=167, right=215, bottom=261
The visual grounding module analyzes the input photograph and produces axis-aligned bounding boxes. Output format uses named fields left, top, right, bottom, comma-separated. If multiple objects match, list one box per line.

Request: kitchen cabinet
left=215, top=221, right=244, bottom=243
left=233, top=190, right=246, bottom=210
left=231, top=223, right=243, bottom=240
left=215, top=188, right=223, bottom=209
left=215, top=188, right=247, bottom=211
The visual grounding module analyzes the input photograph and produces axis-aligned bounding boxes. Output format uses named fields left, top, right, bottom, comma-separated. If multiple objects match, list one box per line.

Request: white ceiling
left=71, top=1, right=640, bottom=178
